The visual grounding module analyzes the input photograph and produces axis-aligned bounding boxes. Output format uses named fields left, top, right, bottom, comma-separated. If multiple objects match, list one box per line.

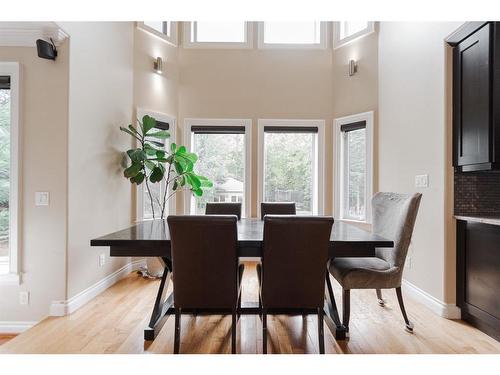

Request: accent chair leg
left=317, top=307, right=325, bottom=354
left=342, top=289, right=350, bottom=332
left=262, top=309, right=268, bottom=354
left=395, top=287, right=414, bottom=332
left=376, top=289, right=385, bottom=306
left=174, top=308, right=181, bottom=354
left=231, top=309, right=237, bottom=354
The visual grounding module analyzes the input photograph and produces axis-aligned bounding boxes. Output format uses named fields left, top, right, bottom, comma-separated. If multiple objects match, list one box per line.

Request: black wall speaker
left=36, top=39, right=58, bottom=61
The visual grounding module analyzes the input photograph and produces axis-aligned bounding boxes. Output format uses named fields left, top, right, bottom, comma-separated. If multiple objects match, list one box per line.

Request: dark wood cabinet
left=457, top=220, right=500, bottom=340
left=447, top=22, right=500, bottom=172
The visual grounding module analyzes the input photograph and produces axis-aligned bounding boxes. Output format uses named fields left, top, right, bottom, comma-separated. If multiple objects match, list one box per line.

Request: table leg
left=324, top=273, right=347, bottom=340
left=144, top=257, right=174, bottom=341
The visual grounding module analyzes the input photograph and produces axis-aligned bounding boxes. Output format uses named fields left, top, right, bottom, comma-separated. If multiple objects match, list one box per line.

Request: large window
left=258, top=21, right=326, bottom=49
left=183, top=22, right=253, bottom=49
left=138, top=21, right=178, bottom=46
left=333, top=21, right=375, bottom=49
left=334, top=112, right=373, bottom=223
left=0, top=63, right=19, bottom=283
left=185, top=119, right=251, bottom=217
left=136, top=110, right=176, bottom=221
left=258, top=119, right=324, bottom=216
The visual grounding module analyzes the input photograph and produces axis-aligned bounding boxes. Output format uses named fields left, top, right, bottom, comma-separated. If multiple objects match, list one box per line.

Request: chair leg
left=262, top=308, right=268, bottom=354
left=174, top=308, right=181, bottom=354
left=317, top=307, right=325, bottom=354
left=376, top=289, right=385, bottom=306
left=395, top=287, right=414, bottom=332
left=342, top=289, right=350, bottom=332
left=231, top=309, right=237, bottom=354
left=237, top=292, right=242, bottom=320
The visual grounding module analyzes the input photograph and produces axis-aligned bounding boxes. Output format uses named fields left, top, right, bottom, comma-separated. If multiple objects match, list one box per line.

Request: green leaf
left=179, top=175, right=186, bottom=186
left=142, top=115, right=156, bottom=134
left=146, top=130, right=170, bottom=139
left=182, top=152, right=198, bottom=163
left=128, top=124, right=142, bottom=137
left=198, top=175, right=213, bottom=188
left=172, top=180, right=178, bottom=190
left=174, top=161, right=183, bottom=175
left=144, top=143, right=158, bottom=156
left=186, top=173, right=201, bottom=189
left=156, top=150, right=166, bottom=159
left=176, top=145, right=186, bottom=154
left=170, top=143, right=177, bottom=153
left=150, top=166, right=164, bottom=183
left=145, top=160, right=156, bottom=170
left=124, top=163, right=142, bottom=178
left=120, top=126, right=141, bottom=141
left=130, top=171, right=145, bottom=185
left=127, top=149, right=146, bottom=163
left=192, top=188, right=203, bottom=197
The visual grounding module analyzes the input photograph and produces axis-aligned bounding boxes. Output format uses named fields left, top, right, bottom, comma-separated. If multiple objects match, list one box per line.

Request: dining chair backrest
left=260, top=202, right=296, bottom=220
left=205, top=202, right=242, bottom=220
left=167, top=215, right=239, bottom=309
left=372, top=192, right=422, bottom=268
left=261, top=215, right=334, bottom=309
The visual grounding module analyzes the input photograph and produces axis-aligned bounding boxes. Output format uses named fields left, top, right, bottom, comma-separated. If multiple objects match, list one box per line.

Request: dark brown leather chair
left=260, top=202, right=296, bottom=220
left=167, top=215, right=243, bottom=354
left=257, top=215, right=334, bottom=354
left=205, top=202, right=242, bottom=220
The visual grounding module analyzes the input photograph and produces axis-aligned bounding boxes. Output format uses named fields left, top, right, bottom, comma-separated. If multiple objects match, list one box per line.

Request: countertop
left=455, top=215, right=500, bottom=226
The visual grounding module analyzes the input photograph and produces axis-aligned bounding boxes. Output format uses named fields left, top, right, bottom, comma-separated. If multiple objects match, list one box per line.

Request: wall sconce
left=349, top=59, right=358, bottom=76
left=153, top=57, right=163, bottom=74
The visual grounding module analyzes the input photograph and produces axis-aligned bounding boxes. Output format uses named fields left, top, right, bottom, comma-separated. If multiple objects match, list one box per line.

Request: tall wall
left=378, top=22, right=461, bottom=303
left=58, top=22, right=135, bottom=298
left=0, top=42, right=69, bottom=322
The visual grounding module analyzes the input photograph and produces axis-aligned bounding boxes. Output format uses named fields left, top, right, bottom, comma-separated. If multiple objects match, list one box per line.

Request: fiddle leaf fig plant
left=120, top=115, right=212, bottom=219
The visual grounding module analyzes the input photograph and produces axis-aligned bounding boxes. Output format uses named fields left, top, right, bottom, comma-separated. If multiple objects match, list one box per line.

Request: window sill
left=338, top=218, right=371, bottom=225
left=0, top=272, right=21, bottom=285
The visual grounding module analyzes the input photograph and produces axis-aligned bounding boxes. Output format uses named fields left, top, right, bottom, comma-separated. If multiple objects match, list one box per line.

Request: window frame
left=183, top=118, right=252, bottom=218
left=333, top=21, right=375, bottom=49
left=257, top=119, right=325, bottom=218
left=183, top=22, right=254, bottom=49
left=0, top=62, right=20, bottom=285
left=334, top=111, right=374, bottom=224
left=257, top=21, right=328, bottom=50
left=135, top=109, right=176, bottom=222
left=137, top=22, right=178, bottom=46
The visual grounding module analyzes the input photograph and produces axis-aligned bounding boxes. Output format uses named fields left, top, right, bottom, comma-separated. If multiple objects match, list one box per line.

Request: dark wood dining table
left=90, top=218, right=393, bottom=341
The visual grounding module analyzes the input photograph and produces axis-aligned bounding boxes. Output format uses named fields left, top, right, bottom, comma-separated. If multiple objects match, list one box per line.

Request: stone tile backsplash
left=455, top=172, right=500, bottom=216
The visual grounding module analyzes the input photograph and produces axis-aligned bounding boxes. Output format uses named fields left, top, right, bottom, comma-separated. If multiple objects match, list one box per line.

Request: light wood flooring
left=1, top=262, right=499, bottom=354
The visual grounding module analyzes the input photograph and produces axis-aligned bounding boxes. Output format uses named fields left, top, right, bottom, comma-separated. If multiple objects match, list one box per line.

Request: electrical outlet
left=99, top=253, right=106, bottom=267
left=35, top=191, right=50, bottom=206
left=415, top=174, right=429, bottom=188
left=19, top=291, right=30, bottom=305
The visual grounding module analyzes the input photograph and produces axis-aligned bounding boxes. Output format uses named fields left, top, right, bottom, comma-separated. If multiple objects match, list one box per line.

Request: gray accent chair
left=327, top=192, right=422, bottom=333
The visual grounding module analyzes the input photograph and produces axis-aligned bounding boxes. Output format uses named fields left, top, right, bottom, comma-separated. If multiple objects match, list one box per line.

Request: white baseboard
left=402, top=279, right=461, bottom=319
left=50, top=259, right=146, bottom=317
left=0, top=321, right=37, bottom=334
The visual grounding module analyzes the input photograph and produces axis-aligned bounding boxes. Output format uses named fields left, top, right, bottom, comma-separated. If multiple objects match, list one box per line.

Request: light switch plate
left=19, top=291, right=29, bottom=305
left=35, top=191, right=50, bottom=206
left=99, top=253, right=106, bottom=267
left=415, top=174, right=429, bottom=188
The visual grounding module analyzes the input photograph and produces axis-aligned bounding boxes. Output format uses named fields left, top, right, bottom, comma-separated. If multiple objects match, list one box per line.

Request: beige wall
left=378, top=22, right=460, bottom=303
left=0, top=43, right=69, bottom=321
left=58, top=22, right=135, bottom=298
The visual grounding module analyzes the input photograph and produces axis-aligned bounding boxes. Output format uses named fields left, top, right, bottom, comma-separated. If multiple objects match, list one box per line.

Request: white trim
left=333, top=21, right=375, bottom=49
left=0, top=62, right=21, bottom=283
left=257, top=21, right=328, bottom=50
left=402, top=279, right=461, bottom=319
left=135, top=109, right=176, bottom=221
left=49, top=259, right=146, bottom=316
left=257, top=119, right=325, bottom=219
left=0, top=321, right=37, bottom=334
left=334, top=111, right=374, bottom=224
left=0, top=22, right=68, bottom=47
left=183, top=22, right=254, bottom=49
left=183, top=118, right=252, bottom=218
left=137, top=22, right=178, bottom=47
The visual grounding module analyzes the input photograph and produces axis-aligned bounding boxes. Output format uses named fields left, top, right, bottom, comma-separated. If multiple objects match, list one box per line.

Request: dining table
left=90, top=218, right=394, bottom=341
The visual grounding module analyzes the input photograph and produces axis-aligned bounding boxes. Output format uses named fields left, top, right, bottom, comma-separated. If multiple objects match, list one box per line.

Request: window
left=183, top=22, right=253, bottom=49
left=333, top=21, right=375, bottom=49
left=258, top=21, right=327, bottom=49
left=138, top=21, right=178, bottom=46
left=136, top=110, right=176, bottom=221
left=258, top=119, right=324, bottom=216
left=334, top=112, right=373, bottom=223
left=0, top=62, right=19, bottom=284
left=184, top=119, right=251, bottom=217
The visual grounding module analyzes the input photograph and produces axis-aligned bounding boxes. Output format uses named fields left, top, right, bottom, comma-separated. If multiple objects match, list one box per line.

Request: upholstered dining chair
left=205, top=202, right=242, bottom=220
left=258, top=215, right=334, bottom=354
left=327, top=192, right=422, bottom=333
left=167, top=215, right=243, bottom=354
left=260, top=202, right=296, bottom=219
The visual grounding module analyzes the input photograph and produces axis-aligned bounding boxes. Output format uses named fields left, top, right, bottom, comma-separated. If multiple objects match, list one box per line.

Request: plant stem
left=160, top=164, right=172, bottom=219
left=144, top=172, right=155, bottom=219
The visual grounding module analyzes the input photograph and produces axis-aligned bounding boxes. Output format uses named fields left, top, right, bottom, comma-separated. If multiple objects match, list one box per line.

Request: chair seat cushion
left=328, top=257, right=400, bottom=290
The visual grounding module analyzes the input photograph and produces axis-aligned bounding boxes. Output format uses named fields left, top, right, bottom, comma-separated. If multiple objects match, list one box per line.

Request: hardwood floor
left=1, top=262, right=499, bottom=354
left=0, top=335, right=16, bottom=346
